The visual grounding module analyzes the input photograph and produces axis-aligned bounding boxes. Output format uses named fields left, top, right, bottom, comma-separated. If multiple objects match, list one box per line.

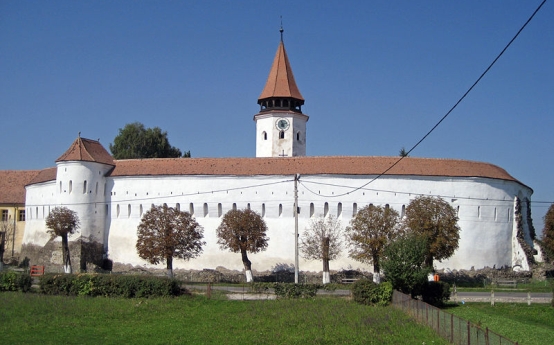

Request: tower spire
left=280, top=16, right=284, bottom=42
left=257, top=25, right=304, bottom=113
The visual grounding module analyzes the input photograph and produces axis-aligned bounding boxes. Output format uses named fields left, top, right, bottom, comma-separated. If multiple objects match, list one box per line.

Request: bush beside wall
left=0, top=271, right=32, bottom=292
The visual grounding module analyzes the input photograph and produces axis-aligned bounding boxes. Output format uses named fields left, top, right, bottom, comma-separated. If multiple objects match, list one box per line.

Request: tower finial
left=280, top=16, right=284, bottom=42
left=78, top=131, right=81, bottom=138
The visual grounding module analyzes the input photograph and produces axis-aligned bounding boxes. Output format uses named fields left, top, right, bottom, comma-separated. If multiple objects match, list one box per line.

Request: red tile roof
left=26, top=167, right=57, bottom=186
left=56, top=137, right=115, bottom=166
left=258, top=40, right=304, bottom=101
left=0, top=170, right=41, bottom=204
left=108, top=156, right=525, bottom=186
left=14, top=156, right=530, bottom=194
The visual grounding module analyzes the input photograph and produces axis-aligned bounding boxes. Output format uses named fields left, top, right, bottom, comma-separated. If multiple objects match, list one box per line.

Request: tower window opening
left=83, top=180, right=87, bottom=194
left=218, top=203, right=223, bottom=217
left=69, top=180, right=73, bottom=194
left=262, top=203, right=266, bottom=217
left=296, top=132, right=300, bottom=141
left=353, top=203, right=358, bottom=217
left=324, top=202, right=329, bottom=217
left=279, top=131, right=285, bottom=139
left=203, top=203, right=209, bottom=217
left=310, top=203, right=315, bottom=218
left=262, top=131, right=267, bottom=140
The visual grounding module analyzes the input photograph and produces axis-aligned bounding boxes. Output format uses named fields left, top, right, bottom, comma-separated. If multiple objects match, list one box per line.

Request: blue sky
left=1, top=1, right=552, bottom=232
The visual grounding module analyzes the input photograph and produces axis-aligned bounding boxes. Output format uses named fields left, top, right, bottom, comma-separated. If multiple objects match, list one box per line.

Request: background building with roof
left=14, top=34, right=537, bottom=275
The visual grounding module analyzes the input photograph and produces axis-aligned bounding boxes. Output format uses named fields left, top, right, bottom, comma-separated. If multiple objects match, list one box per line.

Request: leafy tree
left=399, top=147, right=409, bottom=157
left=300, top=215, right=344, bottom=284
left=216, top=209, right=269, bottom=282
left=403, top=196, right=460, bottom=268
left=346, top=205, right=401, bottom=282
left=110, top=122, right=190, bottom=159
left=45, top=207, right=80, bottom=274
left=136, top=204, right=205, bottom=278
left=381, top=233, right=431, bottom=297
left=540, top=204, right=554, bottom=263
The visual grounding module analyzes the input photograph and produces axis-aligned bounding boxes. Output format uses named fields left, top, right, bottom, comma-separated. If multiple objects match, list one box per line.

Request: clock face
left=276, top=118, right=290, bottom=131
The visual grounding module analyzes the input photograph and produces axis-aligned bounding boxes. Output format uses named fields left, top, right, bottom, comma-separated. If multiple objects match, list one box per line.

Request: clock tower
left=254, top=28, right=309, bottom=158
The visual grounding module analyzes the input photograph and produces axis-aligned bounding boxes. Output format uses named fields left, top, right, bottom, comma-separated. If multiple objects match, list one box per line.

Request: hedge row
left=251, top=282, right=322, bottom=298
left=0, top=271, right=32, bottom=292
left=39, top=273, right=181, bottom=298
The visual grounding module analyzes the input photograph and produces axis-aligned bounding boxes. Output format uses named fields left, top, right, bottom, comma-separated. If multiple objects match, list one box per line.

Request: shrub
left=381, top=234, right=431, bottom=297
left=0, top=271, right=32, bottom=292
left=351, top=279, right=393, bottom=306
left=39, top=273, right=181, bottom=298
left=273, top=283, right=320, bottom=298
left=422, top=281, right=450, bottom=307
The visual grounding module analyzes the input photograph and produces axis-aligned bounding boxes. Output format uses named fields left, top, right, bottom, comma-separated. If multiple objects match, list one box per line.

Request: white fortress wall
left=23, top=181, right=57, bottom=246
left=100, top=172, right=532, bottom=272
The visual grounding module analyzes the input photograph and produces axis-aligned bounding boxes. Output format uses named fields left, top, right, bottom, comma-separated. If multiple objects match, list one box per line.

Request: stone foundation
left=20, top=238, right=105, bottom=273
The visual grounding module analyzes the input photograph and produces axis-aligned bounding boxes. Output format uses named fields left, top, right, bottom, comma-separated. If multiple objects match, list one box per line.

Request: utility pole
left=294, top=174, right=300, bottom=284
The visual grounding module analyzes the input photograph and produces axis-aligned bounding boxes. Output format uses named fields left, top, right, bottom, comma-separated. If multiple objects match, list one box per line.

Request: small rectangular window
left=18, top=210, right=25, bottom=222
left=1, top=210, right=8, bottom=221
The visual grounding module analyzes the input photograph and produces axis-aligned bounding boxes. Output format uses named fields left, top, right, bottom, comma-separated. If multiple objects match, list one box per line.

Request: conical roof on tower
left=257, top=29, right=304, bottom=114
left=258, top=39, right=304, bottom=101
left=56, top=135, right=115, bottom=166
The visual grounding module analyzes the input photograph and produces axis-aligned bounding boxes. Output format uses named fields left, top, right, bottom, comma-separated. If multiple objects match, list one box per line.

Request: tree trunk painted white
left=322, top=271, right=330, bottom=284
left=63, top=263, right=72, bottom=274
left=373, top=272, right=380, bottom=284
left=245, top=270, right=253, bottom=283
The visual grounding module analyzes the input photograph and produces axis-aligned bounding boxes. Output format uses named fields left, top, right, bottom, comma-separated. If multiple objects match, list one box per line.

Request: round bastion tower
left=54, top=135, right=115, bottom=270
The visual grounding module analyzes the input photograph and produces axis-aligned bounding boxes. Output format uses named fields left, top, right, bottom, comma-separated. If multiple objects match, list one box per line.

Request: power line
left=303, top=0, right=548, bottom=199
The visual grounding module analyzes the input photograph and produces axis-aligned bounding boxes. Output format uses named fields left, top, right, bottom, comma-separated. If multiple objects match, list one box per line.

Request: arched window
left=189, top=203, right=194, bottom=215
left=232, top=203, right=237, bottom=211
left=401, top=205, right=406, bottom=218
left=262, top=131, right=267, bottom=140
left=140, top=204, right=143, bottom=216
left=310, top=203, right=315, bottom=217
left=337, top=203, right=342, bottom=217
left=83, top=180, right=87, bottom=194
left=69, top=180, right=72, bottom=194
left=218, top=203, right=223, bottom=217
left=352, top=203, right=358, bottom=217
left=324, top=202, right=329, bottom=217
left=116, top=204, right=120, bottom=218
left=262, top=203, right=266, bottom=217
left=279, top=131, right=285, bottom=139
left=176, top=203, right=180, bottom=212
left=279, top=204, right=283, bottom=217
left=60, top=181, right=62, bottom=194
left=247, top=203, right=251, bottom=210
left=128, top=204, right=131, bottom=218
left=297, top=132, right=300, bottom=141
left=95, top=182, right=98, bottom=194
left=203, top=203, right=209, bottom=217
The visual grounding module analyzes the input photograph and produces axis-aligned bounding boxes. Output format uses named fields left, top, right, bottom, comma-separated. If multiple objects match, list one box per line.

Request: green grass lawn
left=0, top=292, right=449, bottom=345
left=446, top=303, right=554, bottom=345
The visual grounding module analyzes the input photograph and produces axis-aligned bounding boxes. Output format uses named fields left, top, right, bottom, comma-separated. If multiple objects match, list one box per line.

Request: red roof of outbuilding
left=0, top=170, right=41, bottom=204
